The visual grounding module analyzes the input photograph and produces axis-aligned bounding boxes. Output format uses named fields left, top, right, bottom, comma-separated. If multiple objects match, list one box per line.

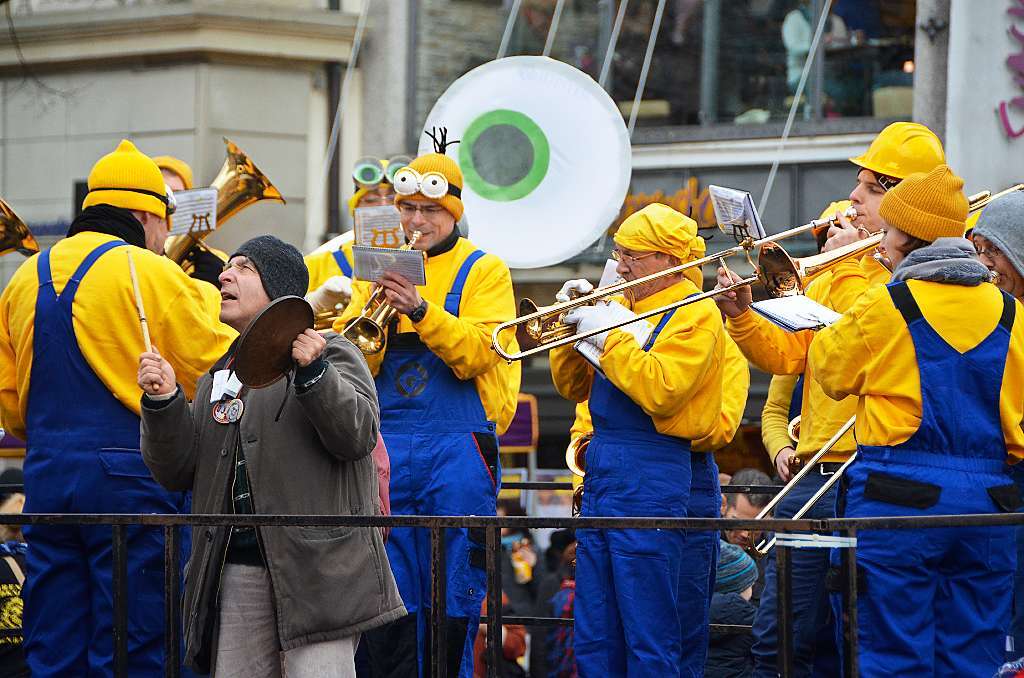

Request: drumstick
left=126, top=249, right=152, bottom=352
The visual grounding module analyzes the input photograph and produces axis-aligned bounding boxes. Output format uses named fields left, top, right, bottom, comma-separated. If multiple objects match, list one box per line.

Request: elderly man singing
left=138, top=235, right=404, bottom=677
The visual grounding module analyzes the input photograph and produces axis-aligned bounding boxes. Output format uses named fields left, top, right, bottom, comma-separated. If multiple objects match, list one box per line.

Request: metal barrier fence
left=4, top=483, right=1023, bottom=677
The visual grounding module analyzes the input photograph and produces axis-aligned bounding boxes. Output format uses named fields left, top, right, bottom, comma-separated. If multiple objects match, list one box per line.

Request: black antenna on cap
left=425, top=127, right=461, bottom=154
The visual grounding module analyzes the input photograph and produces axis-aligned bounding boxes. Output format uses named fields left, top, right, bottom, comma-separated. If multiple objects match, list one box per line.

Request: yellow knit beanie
left=152, top=155, right=194, bottom=190
left=394, top=153, right=465, bottom=222
left=83, top=139, right=169, bottom=218
left=878, top=164, right=968, bottom=242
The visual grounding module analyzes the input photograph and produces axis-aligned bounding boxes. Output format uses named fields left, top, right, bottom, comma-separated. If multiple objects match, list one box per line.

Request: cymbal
left=233, top=296, right=314, bottom=388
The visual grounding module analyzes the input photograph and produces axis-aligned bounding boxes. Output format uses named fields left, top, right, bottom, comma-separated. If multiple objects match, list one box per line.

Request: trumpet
left=492, top=208, right=866, bottom=362
left=966, top=183, right=1024, bottom=214
left=343, top=231, right=423, bottom=354
left=165, top=138, right=284, bottom=266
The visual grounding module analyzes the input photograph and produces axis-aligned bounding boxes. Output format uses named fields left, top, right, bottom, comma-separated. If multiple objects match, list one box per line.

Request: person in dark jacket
left=706, top=540, right=759, bottom=678
left=138, top=236, right=404, bottom=676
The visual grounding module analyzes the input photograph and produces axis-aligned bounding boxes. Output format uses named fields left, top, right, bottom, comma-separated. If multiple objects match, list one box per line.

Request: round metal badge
left=212, top=398, right=245, bottom=425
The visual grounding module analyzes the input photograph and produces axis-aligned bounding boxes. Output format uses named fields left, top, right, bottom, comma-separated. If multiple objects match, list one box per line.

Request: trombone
left=491, top=207, right=867, bottom=362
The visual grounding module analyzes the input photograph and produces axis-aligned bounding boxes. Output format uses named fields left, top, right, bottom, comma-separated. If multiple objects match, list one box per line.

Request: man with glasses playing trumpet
left=714, top=121, right=946, bottom=677
left=550, top=203, right=727, bottom=676
left=333, top=138, right=520, bottom=678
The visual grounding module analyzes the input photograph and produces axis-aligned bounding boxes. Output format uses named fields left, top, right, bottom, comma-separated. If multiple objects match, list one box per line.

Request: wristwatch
left=409, top=300, right=428, bottom=323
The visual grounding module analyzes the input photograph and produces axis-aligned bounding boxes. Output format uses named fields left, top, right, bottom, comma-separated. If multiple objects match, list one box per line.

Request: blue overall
left=681, top=450, right=720, bottom=674
left=576, top=309, right=698, bottom=677
left=21, top=241, right=191, bottom=676
left=832, top=281, right=1017, bottom=676
left=366, top=250, right=497, bottom=678
left=332, top=249, right=354, bottom=277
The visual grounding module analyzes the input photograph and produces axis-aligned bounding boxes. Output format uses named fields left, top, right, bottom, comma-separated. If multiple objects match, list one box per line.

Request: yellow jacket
left=566, top=333, right=748, bottom=452
left=762, top=373, right=800, bottom=462
left=810, top=279, right=1024, bottom=462
left=726, top=255, right=890, bottom=462
left=550, top=278, right=726, bottom=441
left=333, top=237, right=521, bottom=434
left=305, top=241, right=354, bottom=293
left=0, top=232, right=236, bottom=440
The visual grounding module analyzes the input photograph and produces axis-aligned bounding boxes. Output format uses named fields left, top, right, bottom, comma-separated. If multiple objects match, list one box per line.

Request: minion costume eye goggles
left=392, top=167, right=461, bottom=200
left=352, top=155, right=413, bottom=188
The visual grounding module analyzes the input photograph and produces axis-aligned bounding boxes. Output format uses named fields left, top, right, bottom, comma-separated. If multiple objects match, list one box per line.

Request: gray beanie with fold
left=231, top=235, right=309, bottom=300
left=973, top=190, right=1024, bottom=280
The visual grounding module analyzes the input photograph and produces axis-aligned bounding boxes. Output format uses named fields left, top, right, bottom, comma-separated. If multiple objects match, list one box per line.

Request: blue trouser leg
left=831, top=459, right=1015, bottom=677
left=751, top=469, right=839, bottom=678
left=679, top=452, right=719, bottom=677
left=575, top=527, right=626, bottom=676
left=1010, top=463, right=1024, bottom=658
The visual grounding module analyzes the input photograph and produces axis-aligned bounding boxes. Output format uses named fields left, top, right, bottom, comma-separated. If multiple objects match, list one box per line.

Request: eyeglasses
left=223, top=258, right=258, bottom=275
left=398, top=203, right=447, bottom=218
left=611, top=249, right=660, bottom=264
left=975, top=243, right=1004, bottom=260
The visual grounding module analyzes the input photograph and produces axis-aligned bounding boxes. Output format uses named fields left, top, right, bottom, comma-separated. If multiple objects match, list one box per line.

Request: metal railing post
left=112, top=524, right=128, bottom=678
left=430, top=526, right=448, bottom=678
left=485, top=526, right=502, bottom=678
left=163, top=525, right=181, bottom=678
left=776, top=543, right=794, bottom=676
left=841, top=527, right=859, bottom=678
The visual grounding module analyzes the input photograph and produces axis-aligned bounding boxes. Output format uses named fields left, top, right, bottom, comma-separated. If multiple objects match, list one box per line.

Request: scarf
left=890, top=237, right=992, bottom=286
left=66, top=204, right=147, bottom=249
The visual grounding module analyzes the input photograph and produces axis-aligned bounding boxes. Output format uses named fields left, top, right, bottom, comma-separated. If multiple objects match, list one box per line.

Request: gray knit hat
left=715, top=540, right=759, bottom=595
left=973, top=191, right=1024, bottom=280
left=231, top=235, right=309, bottom=300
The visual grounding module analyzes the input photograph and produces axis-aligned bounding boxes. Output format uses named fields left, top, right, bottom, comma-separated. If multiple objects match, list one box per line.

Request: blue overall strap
left=444, top=249, right=485, bottom=317
left=642, top=307, right=679, bottom=351
left=331, top=249, right=353, bottom=277
left=38, top=240, right=128, bottom=304
left=889, top=280, right=1016, bottom=332
left=788, top=374, right=805, bottom=422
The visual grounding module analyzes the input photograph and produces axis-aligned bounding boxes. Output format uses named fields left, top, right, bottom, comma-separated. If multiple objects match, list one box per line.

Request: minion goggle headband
left=352, top=155, right=413, bottom=188
left=87, top=184, right=177, bottom=217
left=392, top=167, right=461, bottom=200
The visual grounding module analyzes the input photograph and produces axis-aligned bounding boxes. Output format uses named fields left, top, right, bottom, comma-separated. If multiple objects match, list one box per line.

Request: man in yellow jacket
left=715, top=121, right=945, bottom=677
left=550, top=203, right=726, bottom=676
left=334, top=140, right=519, bottom=678
left=564, top=332, right=749, bottom=672
left=810, top=164, right=1024, bottom=675
left=0, top=140, right=235, bottom=676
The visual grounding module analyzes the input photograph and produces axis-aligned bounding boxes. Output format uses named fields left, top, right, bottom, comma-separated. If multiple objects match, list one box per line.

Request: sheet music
left=709, top=185, right=766, bottom=240
left=169, top=188, right=218, bottom=236
left=751, top=295, right=842, bottom=332
left=353, top=205, right=404, bottom=248
left=352, top=246, right=427, bottom=285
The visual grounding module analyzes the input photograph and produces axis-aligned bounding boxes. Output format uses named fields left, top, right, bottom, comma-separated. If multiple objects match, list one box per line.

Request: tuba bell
left=165, top=138, right=285, bottom=266
left=0, top=198, right=40, bottom=257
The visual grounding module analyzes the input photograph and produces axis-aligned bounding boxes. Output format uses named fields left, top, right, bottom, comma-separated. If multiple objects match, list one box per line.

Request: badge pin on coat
left=212, top=398, right=244, bottom=424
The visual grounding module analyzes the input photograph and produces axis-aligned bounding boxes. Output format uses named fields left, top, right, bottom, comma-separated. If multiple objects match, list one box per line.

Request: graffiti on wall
left=610, top=177, right=718, bottom=235
left=998, top=0, right=1024, bottom=139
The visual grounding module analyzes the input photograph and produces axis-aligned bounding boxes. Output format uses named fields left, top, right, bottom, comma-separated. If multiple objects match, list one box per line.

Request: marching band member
left=334, top=141, right=520, bottom=678
left=153, top=154, right=228, bottom=288
left=305, top=156, right=409, bottom=314
left=809, top=164, right=1024, bottom=675
left=0, top=140, right=235, bottom=675
left=550, top=203, right=727, bottom=676
left=715, top=122, right=945, bottom=677
left=138, top=236, right=404, bottom=676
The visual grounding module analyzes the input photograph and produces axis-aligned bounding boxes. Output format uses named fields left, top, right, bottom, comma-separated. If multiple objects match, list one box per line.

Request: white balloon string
left=627, top=0, right=667, bottom=139
left=542, top=0, right=568, bottom=57
left=497, top=0, right=524, bottom=59
left=318, top=0, right=371, bottom=219
left=599, top=0, right=630, bottom=89
left=758, top=0, right=833, bottom=216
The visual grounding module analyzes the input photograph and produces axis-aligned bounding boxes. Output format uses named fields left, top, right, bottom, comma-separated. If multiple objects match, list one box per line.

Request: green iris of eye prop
left=420, top=56, right=631, bottom=269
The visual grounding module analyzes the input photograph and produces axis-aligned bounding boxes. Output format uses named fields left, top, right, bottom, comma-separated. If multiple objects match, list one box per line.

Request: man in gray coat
left=137, top=235, right=405, bottom=677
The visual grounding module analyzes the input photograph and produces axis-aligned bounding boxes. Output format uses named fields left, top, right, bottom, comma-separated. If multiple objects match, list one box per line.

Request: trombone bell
left=0, top=198, right=40, bottom=257
left=565, top=434, right=591, bottom=477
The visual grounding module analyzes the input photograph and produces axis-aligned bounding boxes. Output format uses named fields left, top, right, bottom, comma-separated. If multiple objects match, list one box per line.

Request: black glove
left=184, top=245, right=225, bottom=289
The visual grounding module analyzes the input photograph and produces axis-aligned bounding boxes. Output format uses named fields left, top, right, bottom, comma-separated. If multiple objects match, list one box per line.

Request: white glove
left=305, top=275, right=353, bottom=313
left=564, top=305, right=616, bottom=351
left=556, top=278, right=594, bottom=303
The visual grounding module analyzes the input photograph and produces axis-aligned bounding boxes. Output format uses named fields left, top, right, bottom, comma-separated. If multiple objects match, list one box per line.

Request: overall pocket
left=863, top=471, right=940, bottom=509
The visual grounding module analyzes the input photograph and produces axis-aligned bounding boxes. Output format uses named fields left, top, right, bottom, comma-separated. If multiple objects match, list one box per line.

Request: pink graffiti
left=1001, top=1, right=1024, bottom=139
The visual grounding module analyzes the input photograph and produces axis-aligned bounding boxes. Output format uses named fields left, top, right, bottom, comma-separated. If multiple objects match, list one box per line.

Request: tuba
left=165, top=138, right=285, bottom=266
left=0, top=198, right=40, bottom=257
left=342, top=231, right=423, bottom=354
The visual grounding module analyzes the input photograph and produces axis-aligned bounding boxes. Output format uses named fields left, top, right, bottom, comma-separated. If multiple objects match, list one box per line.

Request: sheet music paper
left=751, top=295, right=842, bottom=332
left=352, top=246, right=427, bottom=285
left=353, top=205, right=404, bottom=248
left=709, top=185, right=767, bottom=240
left=169, top=188, right=218, bottom=236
